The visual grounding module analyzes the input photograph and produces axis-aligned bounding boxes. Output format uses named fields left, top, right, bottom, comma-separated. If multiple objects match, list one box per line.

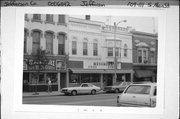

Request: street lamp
left=113, top=20, right=127, bottom=84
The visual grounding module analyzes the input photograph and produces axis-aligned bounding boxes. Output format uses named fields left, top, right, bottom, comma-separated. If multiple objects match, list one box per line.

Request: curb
left=23, top=91, right=106, bottom=98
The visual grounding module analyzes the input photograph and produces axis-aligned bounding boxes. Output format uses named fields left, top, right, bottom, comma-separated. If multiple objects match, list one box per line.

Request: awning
left=135, top=70, right=155, bottom=78
left=70, top=68, right=134, bottom=74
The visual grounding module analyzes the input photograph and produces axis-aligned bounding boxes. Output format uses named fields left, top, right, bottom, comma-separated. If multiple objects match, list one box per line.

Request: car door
left=132, top=85, right=151, bottom=107
left=80, top=84, right=89, bottom=94
left=119, top=85, right=137, bottom=105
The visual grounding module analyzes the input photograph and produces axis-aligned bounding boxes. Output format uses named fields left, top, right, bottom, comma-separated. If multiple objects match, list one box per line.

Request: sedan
left=61, top=83, right=101, bottom=96
left=104, top=82, right=131, bottom=93
left=117, top=83, right=156, bottom=107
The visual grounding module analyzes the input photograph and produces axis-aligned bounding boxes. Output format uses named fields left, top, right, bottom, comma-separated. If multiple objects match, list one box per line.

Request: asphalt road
left=23, top=93, right=119, bottom=107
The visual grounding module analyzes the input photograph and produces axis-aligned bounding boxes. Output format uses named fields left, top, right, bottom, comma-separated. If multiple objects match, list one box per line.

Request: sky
left=70, top=15, right=158, bottom=34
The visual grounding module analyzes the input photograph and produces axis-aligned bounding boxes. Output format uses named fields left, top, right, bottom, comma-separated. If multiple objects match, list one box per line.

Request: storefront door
left=60, top=73, right=66, bottom=89
left=103, top=74, right=113, bottom=86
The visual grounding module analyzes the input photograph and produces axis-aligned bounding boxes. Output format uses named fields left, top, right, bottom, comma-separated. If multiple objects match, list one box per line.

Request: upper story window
left=72, top=41, right=77, bottom=55
left=108, top=48, right=113, bottom=56
left=33, top=14, right=41, bottom=20
left=46, top=14, right=54, bottom=23
left=83, top=38, right=88, bottom=56
left=150, top=51, right=155, bottom=64
left=45, top=32, right=54, bottom=55
left=58, top=15, right=65, bottom=24
left=57, top=33, right=65, bottom=55
left=93, top=40, right=98, bottom=56
left=107, top=41, right=113, bottom=57
left=32, top=30, right=41, bottom=54
left=137, top=48, right=148, bottom=64
left=124, top=44, right=128, bottom=57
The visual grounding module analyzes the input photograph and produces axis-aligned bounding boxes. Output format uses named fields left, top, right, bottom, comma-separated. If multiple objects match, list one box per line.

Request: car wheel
left=71, top=90, right=77, bottom=96
left=91, top=90, right=96, bottom=95
left=115, top=89, right=119, bottom=93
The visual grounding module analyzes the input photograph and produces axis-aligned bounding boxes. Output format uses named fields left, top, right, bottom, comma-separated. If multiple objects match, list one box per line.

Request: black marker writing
left=81, top=0, right=105, bottom=7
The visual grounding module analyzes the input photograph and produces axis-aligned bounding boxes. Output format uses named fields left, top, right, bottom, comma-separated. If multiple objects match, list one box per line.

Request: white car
left=117, top=83, right=156, bottom=107
left=61, top=83, right=101, bottom=96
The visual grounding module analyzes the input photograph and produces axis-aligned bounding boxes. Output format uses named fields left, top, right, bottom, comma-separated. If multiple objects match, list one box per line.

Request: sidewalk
left=23, top=91, right=61, bottom=97
left=23, top=90, right=106, bottom=97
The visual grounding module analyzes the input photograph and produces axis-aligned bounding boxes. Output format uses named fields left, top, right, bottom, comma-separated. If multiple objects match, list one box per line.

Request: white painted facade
left=68, top=17, right=133, bottom=70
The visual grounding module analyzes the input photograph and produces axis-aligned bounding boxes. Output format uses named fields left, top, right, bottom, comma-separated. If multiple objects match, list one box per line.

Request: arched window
left=45, top=31, right=54, bottom=54
left=57, top=33, right=66, bottom=55
left=32, top=30, right=41, bottom=54
left=124, top=44, right=128, bottom=57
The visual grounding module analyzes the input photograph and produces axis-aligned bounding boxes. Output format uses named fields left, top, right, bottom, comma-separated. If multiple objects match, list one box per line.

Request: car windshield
left=125, top=85, right=151, bottom=95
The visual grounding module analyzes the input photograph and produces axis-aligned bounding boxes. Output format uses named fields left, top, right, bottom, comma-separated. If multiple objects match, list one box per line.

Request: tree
left=30, top=48, right=49, bottom=95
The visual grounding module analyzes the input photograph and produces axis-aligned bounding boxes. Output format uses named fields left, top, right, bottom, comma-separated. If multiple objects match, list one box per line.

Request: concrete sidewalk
left=23, top=90, right=106, bottom=97
left=23, top=91, right=61, bottom=97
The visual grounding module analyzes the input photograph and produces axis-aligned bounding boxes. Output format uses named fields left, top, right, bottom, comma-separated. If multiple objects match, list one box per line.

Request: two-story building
left=23, top=14, right=69, bottom=92
left=131, top=30, right=158, bottom=82
left=67, top=16, right=133, bottom=89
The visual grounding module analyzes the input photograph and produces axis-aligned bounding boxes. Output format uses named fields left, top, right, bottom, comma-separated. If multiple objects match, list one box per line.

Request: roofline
left=69, top=17, right=105, bottom=26
left=130, top=30, right=158, bottom=37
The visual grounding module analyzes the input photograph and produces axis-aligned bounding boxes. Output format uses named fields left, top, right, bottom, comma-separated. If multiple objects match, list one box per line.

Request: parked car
left=61, top=83, right=101, bottom=96
left=104, top=82, right=132, bottom=93
left=117, top=83, right=156, bottom=107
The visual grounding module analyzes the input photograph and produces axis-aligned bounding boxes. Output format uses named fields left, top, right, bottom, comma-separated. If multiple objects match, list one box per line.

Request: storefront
left=23, top=55, right=67, bottom=92
left=133, top=65, right=157, bottom=82
left=68, top=60, right=134, bottom=89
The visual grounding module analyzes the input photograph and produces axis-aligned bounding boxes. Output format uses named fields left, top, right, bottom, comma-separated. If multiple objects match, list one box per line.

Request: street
left=23, top=93, right=119, bottom=107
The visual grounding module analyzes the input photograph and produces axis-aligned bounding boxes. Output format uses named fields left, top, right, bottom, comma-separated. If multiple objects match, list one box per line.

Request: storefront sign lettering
left=84, top=61, right=121, bottom=69
left=24, top=59, right=66, bottom=71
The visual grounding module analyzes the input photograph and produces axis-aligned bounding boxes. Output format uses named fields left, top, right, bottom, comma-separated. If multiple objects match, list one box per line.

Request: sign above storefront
left=84, top=61, right=121, bottom=69
left=23, top=59, right=66, bottom=71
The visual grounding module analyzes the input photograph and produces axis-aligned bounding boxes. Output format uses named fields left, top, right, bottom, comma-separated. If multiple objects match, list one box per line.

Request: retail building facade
left=67, top=16, right=133, bottom=89
left=131, top=31, right=158, bottom=82
left=23, top=14, right=69, bottom=92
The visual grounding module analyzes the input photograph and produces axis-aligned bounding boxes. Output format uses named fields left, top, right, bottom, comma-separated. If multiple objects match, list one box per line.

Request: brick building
left=131, top=30, right=158, bottom=82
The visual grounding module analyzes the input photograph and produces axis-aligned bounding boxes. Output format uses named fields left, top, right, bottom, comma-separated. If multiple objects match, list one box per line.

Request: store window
left=46, top=14, right=54, bottom=23
left=91, top=74, right=100, bottom=82
left=81, top=74, right=90, bottom=83
left=72, top=41, right=77, bottom=55
left=45, top=32, right=53, bottom=54
left=57, top=33, right=65, bottom=55
left=39, top=73, right=45, bottom=84
left=32, top=30, right=41, bottom=54
left=47, top=73, right=57, bottom=84
left=23, top=73, right=29, bottom=85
